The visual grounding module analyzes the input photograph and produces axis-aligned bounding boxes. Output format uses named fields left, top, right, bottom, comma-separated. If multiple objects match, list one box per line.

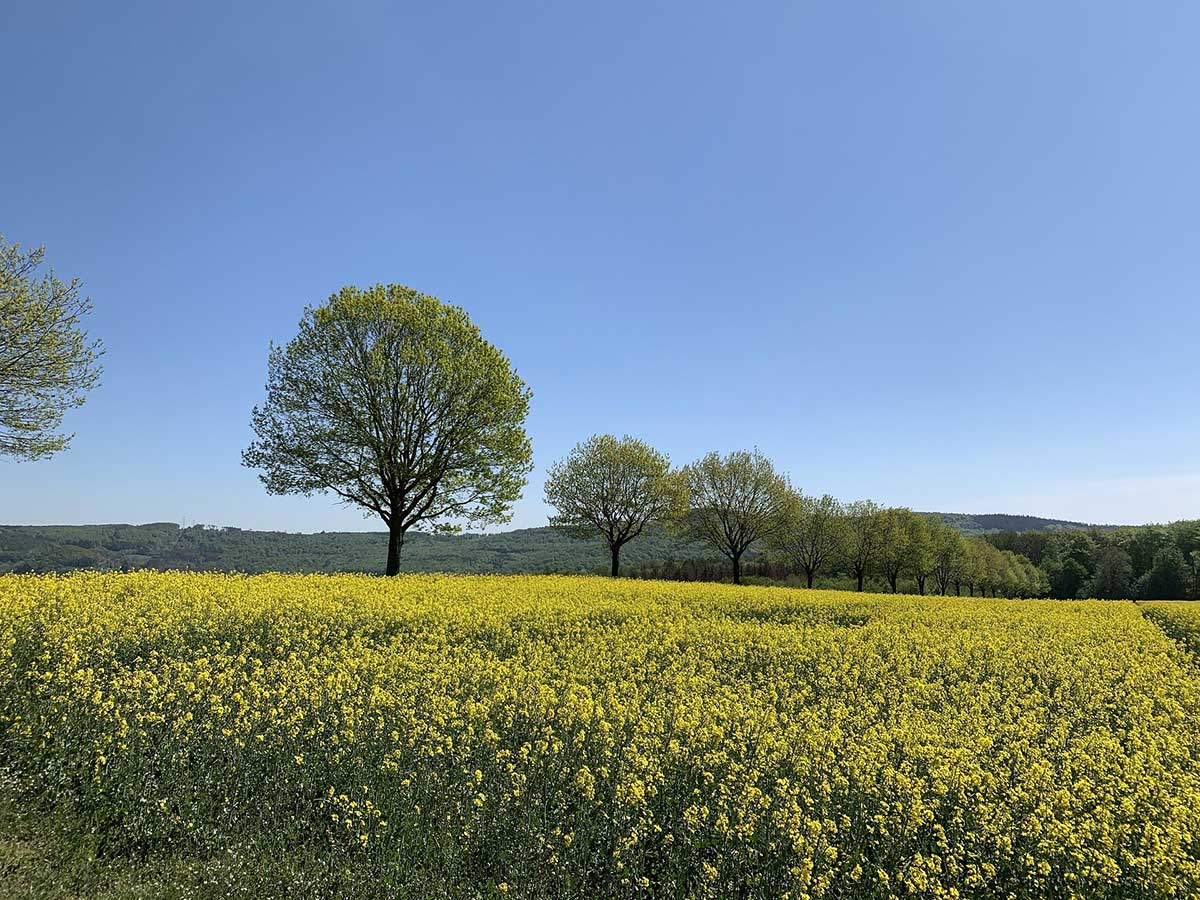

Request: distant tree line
left=545, top=438, right=1048, bottom=596
left=0, top=522, right=710, bottom=576
left=987, top=523, right=1200, bottom=600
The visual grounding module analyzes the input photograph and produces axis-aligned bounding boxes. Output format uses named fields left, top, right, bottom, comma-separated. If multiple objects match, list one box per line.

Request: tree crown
left=544, top=434, right=687, bottom=548
left=681, top=449, right=790, bottom=560
left=242, top=284, right=532, bottom=534
left=0, top=235, right=103, bottom=460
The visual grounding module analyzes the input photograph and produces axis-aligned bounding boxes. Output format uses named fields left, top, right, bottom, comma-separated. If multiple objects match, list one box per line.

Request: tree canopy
left=769, top=492, right=843, bottom=588
left=877, top=507, right=918, bottom=593
left=242, top=284, right=532, bottom=575
left=544, top=434, right=687, bottom=576
left=841, top=500, right=885, bottom=592
left=0, top=235, right=103, bottom=460
left=680, top=449, right=790, bottom=584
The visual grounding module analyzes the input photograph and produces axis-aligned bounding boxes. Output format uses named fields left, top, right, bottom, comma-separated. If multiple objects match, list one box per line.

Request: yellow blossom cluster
left=1, top=572, right=1199, bottom=898
left=1142, top=600, right=1200, bottom=658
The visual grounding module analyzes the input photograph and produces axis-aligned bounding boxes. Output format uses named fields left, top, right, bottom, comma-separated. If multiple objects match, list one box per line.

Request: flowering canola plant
left=1142, top=601, right=1200, bottom=659
left=1, top=572, right=1199, bottom=898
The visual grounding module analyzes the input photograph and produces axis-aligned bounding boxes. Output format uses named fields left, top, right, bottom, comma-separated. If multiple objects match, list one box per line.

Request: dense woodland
left=986, top=522, right=1200, bottom=600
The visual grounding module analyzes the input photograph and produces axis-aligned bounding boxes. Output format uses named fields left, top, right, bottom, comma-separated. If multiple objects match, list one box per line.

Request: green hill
left=0, top=522, right=716, bottom=575
left=0, top=514, right=1099, bottom=575
left=920, top=512, right=1106, bottom=536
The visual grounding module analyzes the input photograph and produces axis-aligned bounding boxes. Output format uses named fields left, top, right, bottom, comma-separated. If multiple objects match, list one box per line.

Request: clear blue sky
left=4, top=1, right=1199, bottom=531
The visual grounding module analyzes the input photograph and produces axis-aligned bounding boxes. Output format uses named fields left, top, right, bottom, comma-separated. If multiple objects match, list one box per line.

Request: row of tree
left=773, top=498, right=1046, bottom=597
left=544, top=436, right=1046, bottom=596
left=7, top=254, right=1189, bottom=601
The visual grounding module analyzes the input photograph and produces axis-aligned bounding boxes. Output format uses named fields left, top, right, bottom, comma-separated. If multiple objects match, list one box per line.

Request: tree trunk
left=732, top=552, right=742, bottom=585
left=887, top=572, right=898, bottom=593
left=916, top=575, right=926, bottom=595
left=856, top=568, right=865, bottom=592
left=610, top=542, right=621, bottom=578
left=385, top=524, right=405, bottom=576
left=805, top=567, right=814, bottom=589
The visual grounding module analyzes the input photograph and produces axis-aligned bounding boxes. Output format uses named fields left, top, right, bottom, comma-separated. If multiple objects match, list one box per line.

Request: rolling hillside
left=919, top=512, right=1107, bottom=536
left=0, top=513, right=1100, bottom=575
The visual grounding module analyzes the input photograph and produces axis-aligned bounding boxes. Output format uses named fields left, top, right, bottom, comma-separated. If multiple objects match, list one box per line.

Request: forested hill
left=920, top=512, right=1108, bottom=535
left=1, top=514, right=1097, bottom=575
left=0, top=523, right=714, bottom=575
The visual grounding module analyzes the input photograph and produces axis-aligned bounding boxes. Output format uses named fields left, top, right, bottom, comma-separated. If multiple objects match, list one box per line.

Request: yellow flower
left=2, top=571, right=1199, bottom=897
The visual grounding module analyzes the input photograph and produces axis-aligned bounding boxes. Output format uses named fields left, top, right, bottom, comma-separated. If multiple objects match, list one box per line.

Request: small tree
left=982, top=540, right=1016, bottom=597
left=1137, top=547, right=1189, bottom=600
left=1087, top=545, right=1133, bottom=599
left=841, top=499, right=885, bottom=592
left=770, top=492, right=843, bottom=588
left=0, top=235, right=103, bottom=459
left=243, top=284, right=532, bottom=575
left=1169, top=520, right=1200, bottom=598
left=907, top=515, right=935, bottom=595
left=1018, top=555, right=1050, bottom=598
left=931, top=522, right=966, bottom=596
left=961, top=539, right=990, bottom=596
left=544, top=434, right=687, bottom=577
left=1048, top=557, right=1090, bottom=599
left=680, top=449, right=790, bottom=584
left=877, top=507, right=916, bottom=593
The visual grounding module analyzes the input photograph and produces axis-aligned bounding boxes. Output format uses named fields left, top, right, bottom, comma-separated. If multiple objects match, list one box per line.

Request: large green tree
left=0, top=235, right=103, bottom=459
left=243, top=284, right=532, bottom=575
left=544, top=434, right=687, bottom=577
left=680, top=449, right=790, bottom=584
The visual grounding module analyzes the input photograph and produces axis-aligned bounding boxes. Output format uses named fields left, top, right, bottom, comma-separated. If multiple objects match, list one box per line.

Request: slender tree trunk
left=954, top=581, right=961, bottom=596
left=856, top=568, right=865, bottom=592
left=610, top=542, right=621, bottom=578
left=805, top=567, right=814, bottom=589
left=916, top=575, right=926, bottom=595
left=385, top=523, right=405, bottom=576
left=732, top=552, right=742, bottom=585
left=887, top=572, right=898, bottom=593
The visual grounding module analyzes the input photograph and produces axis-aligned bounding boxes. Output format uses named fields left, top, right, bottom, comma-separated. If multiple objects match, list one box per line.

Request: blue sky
left=3, top=1, right=1199, bottom=531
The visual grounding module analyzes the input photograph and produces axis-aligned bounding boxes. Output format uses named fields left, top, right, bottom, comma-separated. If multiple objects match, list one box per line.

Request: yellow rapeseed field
left=1142, top=601, right=1200, bottom=660
left=2, top=572, right=1199, bottom=899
